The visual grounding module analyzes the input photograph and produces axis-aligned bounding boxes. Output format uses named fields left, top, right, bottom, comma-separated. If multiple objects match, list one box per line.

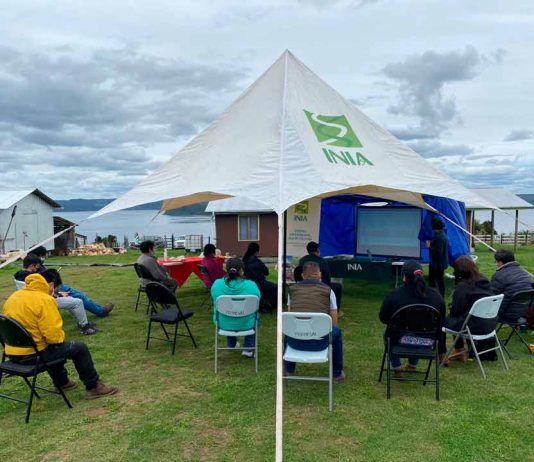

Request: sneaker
left=403, top=364, right=417, bottom=373
left=241, top=350, right=254, bottom=358
left=333, top=371, right=346, bottom=383
left=58, top=379, right=78, bottom=391
left=393, top=367, right=404, bottom=378
left=85, top=381, right=119, bottom=400
left=102, top=304, right=114, bottom=316
left=79, top=323, right=98, bottom=335
left=228, top=341, right=240, bottom=349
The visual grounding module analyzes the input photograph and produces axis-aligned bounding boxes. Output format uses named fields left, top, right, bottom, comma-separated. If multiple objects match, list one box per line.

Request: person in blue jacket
left=211, top=258, right=261, bottom=357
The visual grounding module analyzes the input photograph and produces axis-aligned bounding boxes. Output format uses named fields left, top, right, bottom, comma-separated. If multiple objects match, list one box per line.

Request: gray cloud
left=388, top=125, right=440, bottom=141
left=408, top=140, right=474, bottom=159
left=503, top=129, right=533, bottom=142
left=383, top=46, right=482, bottom=136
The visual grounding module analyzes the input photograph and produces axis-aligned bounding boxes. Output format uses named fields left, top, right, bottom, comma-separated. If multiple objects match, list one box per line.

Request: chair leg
left=255, top=328, right=259, bottom=374
left=183, top=320, right=197, bottom=348
left=422, top=358, right=432, bottom=385
left=512, top=328, right=534, bottom=356
left=25, top=374, right=38, bottom=424
left=171, top=322, right=178, bottom=355
left=386, top=350, right=391, bottom=399
left=468, top=335, right=486, bottom=379
left=496, top=336, right=510, bottom=370
left=146, top=320, right=153, bottom=350
left=378, top=348, right=387, bottom=382
left=435, top=351, right=440, bottom=401
left=214, top=327, right=218, bottom=374
left=135, top=290, right=141, bottom=311
left=49, top=374, right=72, bottom=409
left=328, top=345, right=333, bottom=412
left=22, top=377, right=41, bottom=399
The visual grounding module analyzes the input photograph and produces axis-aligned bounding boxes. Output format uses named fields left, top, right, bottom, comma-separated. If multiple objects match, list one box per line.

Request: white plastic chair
left=214, top=295, right=259, bottom=373
left=443, top=294, right=509, bottom=378
left=282, top=312, right=333, bottom=411
left=13, top=279, right=26, bottom=290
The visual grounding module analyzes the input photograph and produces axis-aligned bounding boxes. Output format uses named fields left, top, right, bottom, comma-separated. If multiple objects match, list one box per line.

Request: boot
left=85, top=381, right=119, bottom=400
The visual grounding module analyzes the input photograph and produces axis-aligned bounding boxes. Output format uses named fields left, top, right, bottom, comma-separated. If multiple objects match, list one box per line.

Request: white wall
left=0, top=193, right=55, bottom=252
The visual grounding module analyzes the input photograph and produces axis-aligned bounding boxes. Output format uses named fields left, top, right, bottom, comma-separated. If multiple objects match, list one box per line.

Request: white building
left=0, top=189, right=60, bottom=253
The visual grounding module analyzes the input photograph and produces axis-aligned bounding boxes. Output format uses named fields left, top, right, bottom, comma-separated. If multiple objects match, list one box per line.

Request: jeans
left=60, top=284, right=105, bottom=317
left=56, top=296, right=89, bottom=327
left=226, top=334, right=255, bottom=349
left=284, top=326, right=343, bottom=377
left=10, top=341, right=100, bottom=390
left=330, top=282, right=343, bottom=309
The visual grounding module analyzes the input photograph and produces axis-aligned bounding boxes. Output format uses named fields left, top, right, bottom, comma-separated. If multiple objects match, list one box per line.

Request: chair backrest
left=216, top=295, right=259, bottom=318
left=13, top=278, right=26, bottom=290
left=387, top=304, right=442, bottom=338
left=468, top=294, right=504, bottom=319
left=197, top=264, right=213, bottom=287
left=134, top=263, right=155, bottom=281
left=282, top=312, right=332, bottom=341
left=0, top=315, right=38, bottom=352
left=508, top=289, right=534, bottom=315
left=145, top=282, right=178, bottom=306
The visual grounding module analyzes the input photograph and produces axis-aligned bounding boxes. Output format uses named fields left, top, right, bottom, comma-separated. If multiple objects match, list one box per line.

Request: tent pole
left=471, top=209, right=476, bottom=249
left=283, top=211, right=287, bottom=301
left=490, top=210, right=495, bottom=249
left=514, top=209, right=519, bottom=252
left=275, top=212, right=284, bottom=462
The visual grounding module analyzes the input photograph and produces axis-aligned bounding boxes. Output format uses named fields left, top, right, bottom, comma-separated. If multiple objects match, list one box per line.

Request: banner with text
left=286, top=198, right=321, bottom=259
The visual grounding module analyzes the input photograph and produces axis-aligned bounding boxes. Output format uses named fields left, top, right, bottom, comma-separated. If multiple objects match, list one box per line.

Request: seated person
left=136, top=240, right=178, bottom=292
left=2, top=272, right=118, bottom=399
left=379, top=260, right=446, bottom=375
left=299, top=241, right=343, bottom=311
left=243, top=242, right=277, bottom=310
left=17, top=249, right=113, bottom=318
left=443, top=256, right=496, bottom=362
left=285, top=261, right=345, bottom=382
left=43, top=269, right=98, bottom=335
left=211, top=258, right=261, bottom=357
left=201, top=243, right=224, bottom=289
left=491, top=249, right=533, bottom=322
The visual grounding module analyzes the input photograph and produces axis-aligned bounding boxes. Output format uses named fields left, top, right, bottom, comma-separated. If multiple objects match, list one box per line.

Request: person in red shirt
left=201, top=244, right=224, bottom=289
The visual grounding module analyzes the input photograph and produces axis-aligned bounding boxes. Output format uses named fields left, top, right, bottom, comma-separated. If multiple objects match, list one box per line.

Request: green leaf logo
left=304, top=110, right=362, bottom=148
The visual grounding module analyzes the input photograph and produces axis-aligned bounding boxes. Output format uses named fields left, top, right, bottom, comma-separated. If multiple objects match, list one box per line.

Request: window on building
left=238, top=215, right=259, bottom=241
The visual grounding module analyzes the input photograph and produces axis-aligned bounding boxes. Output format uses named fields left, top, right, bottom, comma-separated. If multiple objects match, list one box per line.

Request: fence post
left=172, top=234, right=175, bottom=249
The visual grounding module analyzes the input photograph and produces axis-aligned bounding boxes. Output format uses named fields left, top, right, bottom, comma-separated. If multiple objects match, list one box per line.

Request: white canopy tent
left=91, top=50, right=494, bottom=460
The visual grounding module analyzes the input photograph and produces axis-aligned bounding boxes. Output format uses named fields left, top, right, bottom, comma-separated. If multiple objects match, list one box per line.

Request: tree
left=473, top=219, right=497, bottom=235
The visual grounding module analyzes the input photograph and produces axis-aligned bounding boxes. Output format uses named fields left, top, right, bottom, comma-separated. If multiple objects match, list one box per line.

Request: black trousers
left=259, top=280, right=278, bottom=310
left=428, top=267, right=445, bottom=298
left=11, top=341, right=100, bottom=390
left=330, top=282, right=343, bottom=309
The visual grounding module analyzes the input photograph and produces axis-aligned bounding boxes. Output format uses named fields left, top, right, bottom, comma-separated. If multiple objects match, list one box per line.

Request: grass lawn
left=0, top=246, right=533, bottom=461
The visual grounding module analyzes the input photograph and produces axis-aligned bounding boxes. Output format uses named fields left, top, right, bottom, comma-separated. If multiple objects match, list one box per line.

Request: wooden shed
left=0, top=189, right=60, bottom=253
left=205, top=197, right=278, bottom=257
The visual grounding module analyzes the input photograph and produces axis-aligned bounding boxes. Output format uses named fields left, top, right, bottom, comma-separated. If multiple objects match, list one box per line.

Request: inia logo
left=304, top=110, right=374, bottom=167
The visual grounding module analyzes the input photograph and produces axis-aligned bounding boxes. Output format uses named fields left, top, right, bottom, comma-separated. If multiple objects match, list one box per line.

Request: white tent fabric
left=90, top=50, right=496, bottom=461
left=91, top=51, right=493, bottom=219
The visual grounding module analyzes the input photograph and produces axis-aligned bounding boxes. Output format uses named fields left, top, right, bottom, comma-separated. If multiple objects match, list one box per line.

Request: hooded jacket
left=449, top=277, right=495, bottom=334
left=2, top=273, right=65, bottom=356
left=491, top=261, right=533, bottom=318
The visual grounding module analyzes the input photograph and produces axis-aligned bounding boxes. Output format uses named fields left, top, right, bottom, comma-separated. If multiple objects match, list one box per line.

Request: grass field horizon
left=0, top=245, right=533, bottom=461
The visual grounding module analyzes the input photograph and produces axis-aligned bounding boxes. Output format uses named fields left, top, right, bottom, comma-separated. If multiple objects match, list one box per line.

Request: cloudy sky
left=1, top=0, right=533, bottom=200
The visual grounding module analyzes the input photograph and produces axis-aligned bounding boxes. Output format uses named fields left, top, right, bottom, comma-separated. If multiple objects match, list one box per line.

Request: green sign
left=304, top=110, right=362, bottom=148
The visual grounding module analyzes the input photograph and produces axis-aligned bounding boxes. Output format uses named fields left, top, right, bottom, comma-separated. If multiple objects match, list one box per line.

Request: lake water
left=60, top=210, right=215, bottom=244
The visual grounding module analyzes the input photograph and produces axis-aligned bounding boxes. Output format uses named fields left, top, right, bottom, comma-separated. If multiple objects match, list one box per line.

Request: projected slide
left=356, top=207, right=422, bottom=258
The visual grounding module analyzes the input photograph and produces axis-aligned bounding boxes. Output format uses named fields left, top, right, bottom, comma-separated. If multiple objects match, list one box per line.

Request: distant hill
left=518, top=194, right=534, bottom=206
left=57, top=198, right=209, bottom=215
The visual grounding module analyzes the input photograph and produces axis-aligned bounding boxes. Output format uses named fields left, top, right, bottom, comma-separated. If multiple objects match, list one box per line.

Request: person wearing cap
left=210, top=258, right=261, bottom=357
left=379, top=260, right=446, bottom=375
left=2, top=272, right=119, bottom=399
left=299, top=241, right=343, bottom=311
left=285, top=261, right=345, bottom=382
left=427, top=218, right=449, bottom=298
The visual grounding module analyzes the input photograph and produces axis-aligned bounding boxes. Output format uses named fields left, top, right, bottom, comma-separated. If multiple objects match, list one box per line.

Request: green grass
left=0, top=246, right=533, bottom=461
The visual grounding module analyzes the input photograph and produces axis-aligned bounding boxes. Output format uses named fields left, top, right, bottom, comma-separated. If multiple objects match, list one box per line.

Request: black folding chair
left=134, top=263, right=155, bottom=313
left=197, top=264, right=213, bottom=310
left=0, top=315, right=72, bottom=423
left=497, top=289, right=534, bottom=358
left=378, top=304, right=442, bottom=400
left=145, top=282, right=197, bottom=355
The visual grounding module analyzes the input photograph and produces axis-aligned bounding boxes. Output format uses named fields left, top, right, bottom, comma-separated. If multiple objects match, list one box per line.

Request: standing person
left=201, top=243, right=224, bottom=289
left=443, top=256, right=496, bottom=361
left=427, top=218, right=448, bottom=298
left=491, top=249, right=533, bottom=322
left=379, top=260, right=446, bottom=375
left=136, top=240, right=178, bottom=292
left=29, top=246, right=114, bottom=317
left=211, top=258, right=261, bottom=357
left=299, top=241, right=343, bottom=312
left=242, top=242, right=277, bottom=311
left=285, top=261, right=345, bottom=382
left=2, top=272, right=118, bottom=399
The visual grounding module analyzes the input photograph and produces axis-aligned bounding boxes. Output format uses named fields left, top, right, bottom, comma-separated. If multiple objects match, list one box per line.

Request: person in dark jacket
left=491, top=249, right=533, bottom=322
left=299, top=241, right=343, bottom=311
left=380, top=260, right=446, bottom=374
left=242, top=242, right=277, bottom=310
left=427, top=217, right=448, bottom=298
left=443, top=255, right=496, bottom=361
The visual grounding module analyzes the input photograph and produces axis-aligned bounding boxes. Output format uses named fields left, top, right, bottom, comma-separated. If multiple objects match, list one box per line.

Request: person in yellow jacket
left=2, top=273, right=118, bottom=400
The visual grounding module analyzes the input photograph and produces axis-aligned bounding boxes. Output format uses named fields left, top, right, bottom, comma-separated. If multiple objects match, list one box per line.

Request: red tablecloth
left=159, top=257, right=225, bottom=287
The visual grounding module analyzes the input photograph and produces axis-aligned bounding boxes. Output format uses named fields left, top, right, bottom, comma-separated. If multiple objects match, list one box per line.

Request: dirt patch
left=85, top=406, right=108, bottom=417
